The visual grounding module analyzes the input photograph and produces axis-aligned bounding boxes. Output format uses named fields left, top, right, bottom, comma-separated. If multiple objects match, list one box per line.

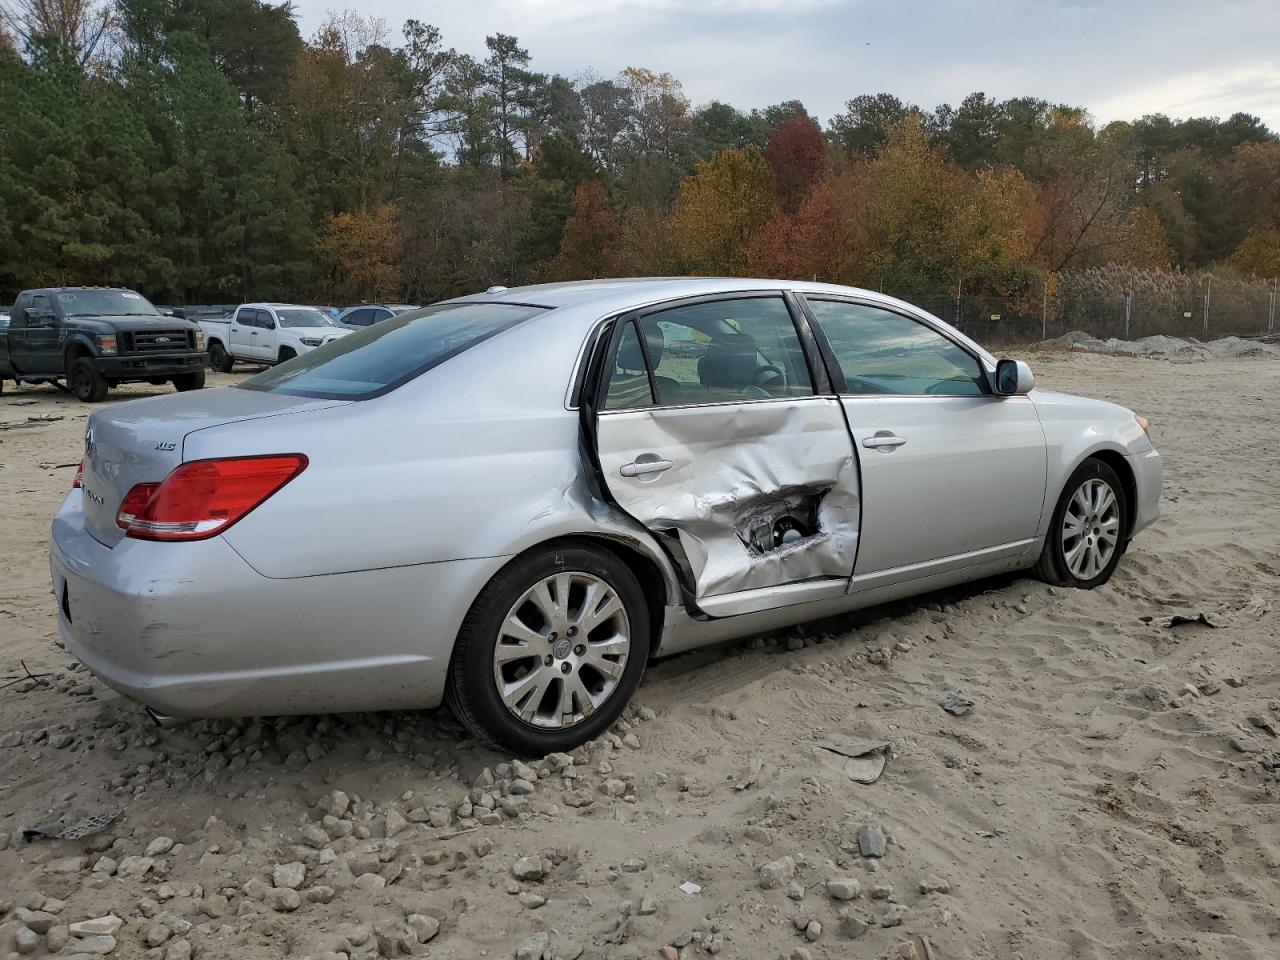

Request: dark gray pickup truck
left=0, top=287, right=208, bottom=401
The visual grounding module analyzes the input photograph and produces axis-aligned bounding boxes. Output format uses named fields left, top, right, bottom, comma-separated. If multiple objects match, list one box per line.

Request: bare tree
left=0, top=0, right=114, bottom=65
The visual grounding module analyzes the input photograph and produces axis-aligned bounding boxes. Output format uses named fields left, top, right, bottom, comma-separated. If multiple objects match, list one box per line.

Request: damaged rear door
left=589, top=293, right=861, bottom=617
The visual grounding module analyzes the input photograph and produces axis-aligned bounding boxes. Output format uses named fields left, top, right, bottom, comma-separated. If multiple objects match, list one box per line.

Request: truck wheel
left=208, top=341, right=233, bottom=373
left=172, top=370, right=206, bottom=392
left=278, top=347, right=296, bottom=363
left=70, top=358, right=109, bottom=402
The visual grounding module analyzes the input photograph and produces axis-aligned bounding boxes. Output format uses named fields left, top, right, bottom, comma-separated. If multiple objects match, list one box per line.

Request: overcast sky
left=294, top=0, right=1280, bottom=129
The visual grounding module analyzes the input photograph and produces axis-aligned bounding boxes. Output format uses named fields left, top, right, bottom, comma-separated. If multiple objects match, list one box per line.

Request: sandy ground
left=0, top=353, right=1278, bottom=960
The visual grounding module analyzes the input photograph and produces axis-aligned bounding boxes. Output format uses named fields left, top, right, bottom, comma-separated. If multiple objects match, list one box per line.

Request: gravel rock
left=512, top=855, right=546, bottom=881
left=407, top=913, right=441, bottom=942
left=385, top=808, right=409, bottom=837
left=116, top=855, right=155, bottom=877
left=804, top=919, right=822, bottom=941
left=15, top=926, right=40, bottom=955
left=919, top=876, right=951, bottom=894
left=620, top=857, right=646, bottom=873
left=145, top=837, right=175, bottom=857
left=165, top=939, right=192, bottom=960
left=74, top=934, right=118, bottom=954
left=16, top=908, right=57, bottom=934
left=145, top=924, right=172, bottom=947
left=857, top=824, right=886, bottom=858
left=837, top=911, right=870, bottom=940
left=514, top=930, right=549, bottom=960
left=272, top=862, right=306, bottom=890
left=264, top=887, right=301, bottom=912
left=321, top=790, right=350, bottom=817
left=758, top=855, right=797, bottom=889
left=46, top=925, right=69, bottom=952
left=69, top=916, right=123, bottom=937
left=826, top=878, right=862, bottom=901
left=518, top=892, right=546, bottom=909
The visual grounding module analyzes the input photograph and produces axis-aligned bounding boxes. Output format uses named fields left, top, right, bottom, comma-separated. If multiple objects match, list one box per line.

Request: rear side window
left=239, top=302, right=545, bottom=399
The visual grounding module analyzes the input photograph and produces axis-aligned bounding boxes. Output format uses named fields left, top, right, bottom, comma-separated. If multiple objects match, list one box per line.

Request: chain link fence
left=890, top=273, right=1280, bottom=347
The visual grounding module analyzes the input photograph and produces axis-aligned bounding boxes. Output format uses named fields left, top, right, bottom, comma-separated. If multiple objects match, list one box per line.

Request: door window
left=344, top=308, right=375, bottom=327
left=807, top=300, right=985, bottom=396
left=26, top=294, right=54, bottom=326
left=603, top=320, right=655, bottom=410
left=607, top=297, right=813, bottom=408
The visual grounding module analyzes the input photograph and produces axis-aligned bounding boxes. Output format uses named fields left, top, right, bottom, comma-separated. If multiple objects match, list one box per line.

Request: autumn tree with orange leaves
left=315, top=202, right=402, bottom=303
left=670, top=146, right=777, bottom=274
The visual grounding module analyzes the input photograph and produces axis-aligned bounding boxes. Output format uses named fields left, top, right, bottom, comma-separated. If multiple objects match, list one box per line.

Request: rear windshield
left=238, top=301, right=546, bottom=399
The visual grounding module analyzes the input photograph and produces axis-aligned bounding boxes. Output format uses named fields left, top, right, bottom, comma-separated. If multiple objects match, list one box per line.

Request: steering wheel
left=752, top=364, right=786, bottom=390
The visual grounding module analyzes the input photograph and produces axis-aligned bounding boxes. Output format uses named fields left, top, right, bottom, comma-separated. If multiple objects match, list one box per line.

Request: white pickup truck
left=201, top=302, right=351, bottom=372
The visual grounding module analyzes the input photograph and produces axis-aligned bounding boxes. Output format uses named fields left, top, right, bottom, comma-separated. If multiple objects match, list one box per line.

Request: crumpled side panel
left=594, top=400, right=861, bottom=597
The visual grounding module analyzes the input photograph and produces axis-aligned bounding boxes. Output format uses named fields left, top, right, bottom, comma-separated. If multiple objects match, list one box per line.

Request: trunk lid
left=80, top=387, right=347, bottom=547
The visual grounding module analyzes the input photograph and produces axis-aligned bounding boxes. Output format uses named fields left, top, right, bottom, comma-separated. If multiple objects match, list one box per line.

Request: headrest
left=617, top=323, right=665, bottom=372
left=699, top=333, right=757, bottom=388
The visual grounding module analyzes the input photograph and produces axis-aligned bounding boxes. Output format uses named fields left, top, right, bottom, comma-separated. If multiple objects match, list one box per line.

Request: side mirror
left=994, top=358, right=1034, bottom=396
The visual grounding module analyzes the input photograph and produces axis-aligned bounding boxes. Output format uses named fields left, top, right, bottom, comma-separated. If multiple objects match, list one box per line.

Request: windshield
left=56, top=290, right=160, bottom=317
left=276, top=308, right=335, bottom=328
left=238, top=301, right=546, bottom=399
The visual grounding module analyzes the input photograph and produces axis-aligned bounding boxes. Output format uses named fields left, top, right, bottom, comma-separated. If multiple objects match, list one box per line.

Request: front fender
left=63, top=333, right=101, bottom=367
left=1031, top=390, right=1156, bottom=538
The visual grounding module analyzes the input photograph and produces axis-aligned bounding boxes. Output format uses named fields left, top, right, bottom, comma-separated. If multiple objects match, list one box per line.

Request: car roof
left=241, top=303, right=321, bottom=309
left=449, top=277, right=926, bottom=312
left=32, top=286, right=139, bottom=294
left=448, top=277, right=996, bottom=365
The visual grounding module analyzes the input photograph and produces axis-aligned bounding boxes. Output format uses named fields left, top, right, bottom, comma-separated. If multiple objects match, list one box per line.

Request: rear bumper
left=49, top=493, right=505, bottom=718
left=98, top=352, right=208, bottom=378
left=1127, top=447, right=1162, bottom=536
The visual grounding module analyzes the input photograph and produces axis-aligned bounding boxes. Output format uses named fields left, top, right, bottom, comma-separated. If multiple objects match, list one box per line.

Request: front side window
left=807, top=299, right=985, bottom=396
left=342, top=308, right=373, bottom=327
left=55, top=289, right=160, bottom=317
left=240, top=301, right=545, bottom=400
left=606, top=296, right=813, bottom=408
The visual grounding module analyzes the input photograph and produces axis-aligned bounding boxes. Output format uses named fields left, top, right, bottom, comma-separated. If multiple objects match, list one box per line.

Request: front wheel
left=447, top=543, right=650, bottom=755
left=208, top=341, right=233, bottom=373
left=70, top=358, right=109, bottom=402
left=172, top=370, right=206, bottom=392
left=278, top=347, right=296, bottom=363
left=1033, top=458, right=1128, bottom=588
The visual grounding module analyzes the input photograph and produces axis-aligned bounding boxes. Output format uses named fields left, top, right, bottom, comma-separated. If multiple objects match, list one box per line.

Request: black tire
left=172, top=369, right=206, bottom=392
left=1033, top=458, right=1128, bottom=588
left=70, top=358, right=109, bottom=403
left=208, top=341, right=234, bottom=373
left=278, top=347, right=296, bottom=363
left=447, top=542, right=650, bottom=755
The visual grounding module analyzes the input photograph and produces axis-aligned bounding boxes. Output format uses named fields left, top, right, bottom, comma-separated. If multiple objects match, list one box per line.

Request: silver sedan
left=51, top=279, right=1160, bottom=754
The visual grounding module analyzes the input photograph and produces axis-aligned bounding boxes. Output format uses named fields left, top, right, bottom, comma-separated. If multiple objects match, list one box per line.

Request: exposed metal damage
left=594, top=399, right=861, bottom=599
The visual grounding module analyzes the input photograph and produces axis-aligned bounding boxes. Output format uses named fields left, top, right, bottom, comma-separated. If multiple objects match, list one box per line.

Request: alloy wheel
left=1061, top=477, right=1120, bottom=580
left=491, top=571, right=631, bottom=730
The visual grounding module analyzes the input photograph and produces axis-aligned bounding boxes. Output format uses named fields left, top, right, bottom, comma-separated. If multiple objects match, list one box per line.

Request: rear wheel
left=1033, top=458, right=1128, bottom=588
left=70, top=358, right=109, bottom=403
left=447, top=543, right=650, bottom=755
left=172, top=370, right=206, bottom=392
left=208, top=340, right=233, bottom=373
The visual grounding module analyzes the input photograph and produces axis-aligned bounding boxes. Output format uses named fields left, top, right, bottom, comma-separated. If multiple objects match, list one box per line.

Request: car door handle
left=862, top=434, right=907, bottom=449
left=250, top=331, right=258, bottom=335
left=620, top=458, right=673, bottom=478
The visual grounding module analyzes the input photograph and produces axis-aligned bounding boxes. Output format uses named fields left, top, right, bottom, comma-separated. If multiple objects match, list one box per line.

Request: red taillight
left=119, top=455, right=308, bottom=541
left=73, top=461, right=83, bottom=489
left=116, top=482, right=160, bottom=530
